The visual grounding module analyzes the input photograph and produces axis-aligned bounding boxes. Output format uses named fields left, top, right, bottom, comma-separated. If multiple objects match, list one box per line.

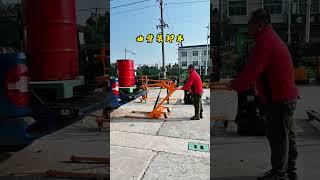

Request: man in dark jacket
left=176, top=65, right=204, bottom=120
left=228, top=9, right=299, bottom=180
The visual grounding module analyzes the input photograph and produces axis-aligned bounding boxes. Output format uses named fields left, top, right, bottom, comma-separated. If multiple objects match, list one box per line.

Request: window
left=203, top=50, right=207, bottom=56
left=264, top=0, right=282, bottom=15
left=181, top=52, right=187, bottom=57
left=228, top=0, right=247, bottom=16
left=292, top=1, right=307, bottom=14
left=193, top=61, right=198, bottom=66
left=311, top=0, right=320, bottom=13
left=182, top=62, right=187, bottom=66
left=193, top=51, right=198, bottom=56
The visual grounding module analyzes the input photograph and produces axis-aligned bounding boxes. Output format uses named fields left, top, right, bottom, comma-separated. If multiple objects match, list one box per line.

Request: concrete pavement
left=212, top=85, right=320, bottom=180
left=110, top=88, right=210, bottom=180
left=0, top=114, right=108, bottom=179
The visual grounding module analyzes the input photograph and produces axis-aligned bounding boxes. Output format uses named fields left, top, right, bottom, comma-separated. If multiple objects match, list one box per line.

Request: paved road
left=110, top=89, right=211, bottom=180
left=0, top=115, right=108, bottom=179
left=212, top=85, right=320, bottom=180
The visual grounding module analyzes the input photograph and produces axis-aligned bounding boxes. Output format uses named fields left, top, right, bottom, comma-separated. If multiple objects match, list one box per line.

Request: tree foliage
left=136, top=65, right=161, bottom=77
left=0, top=1, right=20, bottom=17
left=166, top=63, right=181, bottom=78
left=109, top=62, right=117, bottom=77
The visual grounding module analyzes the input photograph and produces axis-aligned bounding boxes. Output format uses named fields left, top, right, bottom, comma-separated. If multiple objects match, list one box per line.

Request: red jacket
left=231, top=26, right=298, bottom=104
left=182, top=69, right=203, bottom=95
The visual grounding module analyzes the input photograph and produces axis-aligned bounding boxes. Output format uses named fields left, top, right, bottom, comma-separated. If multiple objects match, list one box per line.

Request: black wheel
left=308, top=115, right=314, bottom=121
left=224, top=120, right=229, bottom=128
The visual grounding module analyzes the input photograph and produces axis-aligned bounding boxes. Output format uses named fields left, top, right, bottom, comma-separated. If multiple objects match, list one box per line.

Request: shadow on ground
left=0, top=152, right=12, bottom=163
left=214, top=176, right=257, bottom=180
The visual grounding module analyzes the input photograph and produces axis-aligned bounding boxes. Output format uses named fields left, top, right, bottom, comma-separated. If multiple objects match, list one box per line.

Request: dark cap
left=188, top=64, right=195, bottom=70
left=250, top=8, right=271, bottom=25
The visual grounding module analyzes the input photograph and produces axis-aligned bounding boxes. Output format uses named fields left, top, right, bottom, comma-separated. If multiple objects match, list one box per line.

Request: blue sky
left=6, top=0, right=107, bottom=25
left=110, top=0, right=210, bottom=65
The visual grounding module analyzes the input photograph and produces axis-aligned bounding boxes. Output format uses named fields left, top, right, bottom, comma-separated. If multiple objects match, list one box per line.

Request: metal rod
left=288, top=0, right=291, bottom=44
left=160, top=0, right=165, bottom=75
left=305, top=0, right=311, bottom=43
left=206, top=23, right=210, bottom=75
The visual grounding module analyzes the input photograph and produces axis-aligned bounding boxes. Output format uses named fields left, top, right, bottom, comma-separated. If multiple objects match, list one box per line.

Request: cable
left=165, top=0, right=209, bottom=5
left=111, top=5, right=157, bottom=15
left=111, top=0, right=153, bottom=9
left=111, top=0, right=209, bottom=15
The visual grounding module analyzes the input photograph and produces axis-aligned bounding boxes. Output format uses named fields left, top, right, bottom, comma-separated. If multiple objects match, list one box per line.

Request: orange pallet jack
left=126, top=80, right=176, bottom=119
left=139, top=76, right=177, bottom=104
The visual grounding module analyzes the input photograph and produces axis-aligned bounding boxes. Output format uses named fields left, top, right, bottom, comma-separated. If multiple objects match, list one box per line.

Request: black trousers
left=192, top=94, right=203, bottom=117
left=265, top=100, right=298, bottom=173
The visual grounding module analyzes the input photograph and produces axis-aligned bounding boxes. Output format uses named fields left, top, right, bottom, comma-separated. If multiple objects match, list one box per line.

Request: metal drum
left=117, top=59, right=135, bottom=87
left=23, top=0, right=79, bottom=81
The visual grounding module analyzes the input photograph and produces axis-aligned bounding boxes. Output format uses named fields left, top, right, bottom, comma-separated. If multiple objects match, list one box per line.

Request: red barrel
left=22, top=0, right=79, bottom=81
left=117, top=59, right=135, bottom=87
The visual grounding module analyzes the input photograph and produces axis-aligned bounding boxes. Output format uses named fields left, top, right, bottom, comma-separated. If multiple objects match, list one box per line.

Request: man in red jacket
left=228, top=9, right=299, bottom=180
left=176, top=65, right=204, bottom=120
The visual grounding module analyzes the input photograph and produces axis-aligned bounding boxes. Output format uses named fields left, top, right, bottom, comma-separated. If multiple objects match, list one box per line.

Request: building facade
left=211, top=0, right=320, bottom=46
left=178, top=45, right=210, bottom=75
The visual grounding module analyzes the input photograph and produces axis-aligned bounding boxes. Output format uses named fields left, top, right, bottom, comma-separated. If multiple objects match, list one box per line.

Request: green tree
left=0, top=1, right=22, bottom=50
left=109, top=62, right=117, bottom=77
left=0, top=1, right=19, bottom=16
left=136, top=65, right=160, bottom=78
left=166, top=63, right=181, bottom=79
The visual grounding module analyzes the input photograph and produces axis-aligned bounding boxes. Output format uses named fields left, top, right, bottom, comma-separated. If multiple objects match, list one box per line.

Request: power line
left=111, top=0, right=153, bottom=9
left=111, top=0, right=209, bottom=15
left=165, top=0, right=209, bottom=5
left=111, top=5, right=157, bottom=15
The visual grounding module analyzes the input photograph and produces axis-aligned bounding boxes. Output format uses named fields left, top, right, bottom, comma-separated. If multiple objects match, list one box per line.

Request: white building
left=211, top=0, right=320, bottom=44
left=178, top=45, right=210, bottom=75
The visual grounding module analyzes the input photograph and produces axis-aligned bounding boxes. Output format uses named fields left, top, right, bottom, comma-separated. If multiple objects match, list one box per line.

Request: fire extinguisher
left=111, top=77, right=120, bottom=99
left=5, top=64, right=29, bottom=108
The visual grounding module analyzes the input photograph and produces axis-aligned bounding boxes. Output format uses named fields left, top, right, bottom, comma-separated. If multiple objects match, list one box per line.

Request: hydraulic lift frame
left=125, top=79, right=176, bottom=119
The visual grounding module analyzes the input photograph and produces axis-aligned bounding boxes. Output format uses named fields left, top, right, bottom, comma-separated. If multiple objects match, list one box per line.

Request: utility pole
left=199, top=53, right=202, bottom=76
left=156, top=0, right=168, bottom=79
left=124, top=48, right=136, bottom=59
left=95, top=8, right=99, bottom=32
left=211, top=0, right=222, bottom=82
left=206, top=23, right=210, bottom=76
left=288, top=0, right=292, bottom=44
left=305, top=0, right=311, bottom=43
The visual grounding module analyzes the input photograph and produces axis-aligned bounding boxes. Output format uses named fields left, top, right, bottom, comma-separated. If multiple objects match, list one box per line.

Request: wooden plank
left=46, top=170, right=109, bottom=179
left=70, top=156, right=109, bottom=164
